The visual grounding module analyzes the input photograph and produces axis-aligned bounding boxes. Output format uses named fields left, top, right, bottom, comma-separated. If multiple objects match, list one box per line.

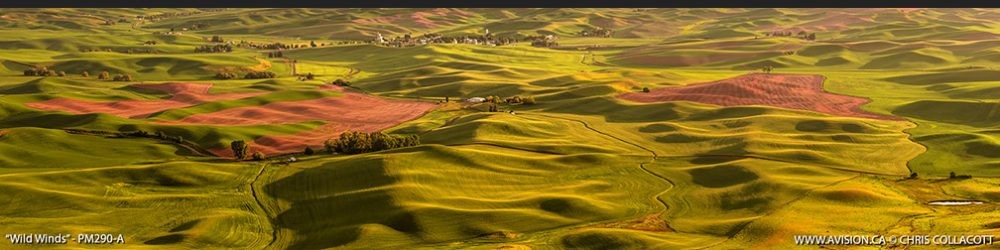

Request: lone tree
left=304, top=146, right=315, bottom=155
left=642, top=87, right=650, bottom=93
left=310, top=41, right=317, bottom=47
left=231, top=140, right=250, bottom=160
left=98, top=71, right=111, bottom=80
left=81, top=71, right=90, bottom=78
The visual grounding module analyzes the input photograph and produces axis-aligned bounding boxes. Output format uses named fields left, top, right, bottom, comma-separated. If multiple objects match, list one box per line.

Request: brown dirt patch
left=156, top=85, right=438, bottom=157
left=24, top=82, right=267, bottom=118
left=352, top=8, right=474, bottom=29
left=618, top=73, right=902, bottom=120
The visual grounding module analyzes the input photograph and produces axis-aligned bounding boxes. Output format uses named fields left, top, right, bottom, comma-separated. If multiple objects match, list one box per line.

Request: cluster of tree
left=577, top=28, right=613, bottom=38
left=488, top=103, right=500, bottom=112
left=530, top=40, right=559, bottom=47
left=324, top=131, right=420, bottom=154
left=79, top=47, right=160, bottom=54
left=210, top=35, right=224, bottom=43
left=336, top=41, right=367, bottom=45
left=236, top=41, right=303, bottom=50
left=112, top=74, right=134, bottom=81
left=229, top=140, right=267, bottom=161
left=761, top=65, right=775, bottom=74
left=144, top=41, right=158, bottom=45
left=102, top=20, right=116, bottom=26
left=118, top=130, right=184, bottom=143
left=118, top=130, right=184, bottom=144
left=484, top=95, right=503, bottom=103
left=332, top=78, right=351, bottom=86
left=23, top=67, right=59, bottom=77
left=216, top=71, right=278, bottom=80
left=949, top=172, right=972, bottom=179
left=266, top=51, right=284, bottom=58
left=194, top=44, right=233, bottom=53
left=374, top=32, right=519, bottom=48
left=112, top=48, right=160, bottom=54
left=910, top=171, right=974, bottom=180
left=154, top=131, right=184, bottom=143
left=97, top=71, right=111, bottom=80
left=798, top=31, right=817, bottom=41
left=297, top=73, right=316, bottom=81
left=764, top=31, right=817, bottom=41
left=244, top=71, right=277, bottom=79
left=231, top=140, right=251, bottom=160
left=81, top=48, right=117, bottom=52
left=523, top=35, right=560, bottom=47
left=215, top=72, right=240, bottom=80
left=252, top=151, right=266, bottom=161
left=524, top=96, right=536, bottom=104
left=504, top=95, right=536, bottom=105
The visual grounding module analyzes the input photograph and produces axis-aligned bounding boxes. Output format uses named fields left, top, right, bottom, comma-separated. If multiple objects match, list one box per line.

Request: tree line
left=764, top=31, right=817, bottom=41
left=324, top=131, right=420, bottom=154
left=228, top=131, right=421, bottom=161
left=24, top=67, right=132, bottom=81
left=215, top=71, right=277, bottom=80
left=195, top=44, right=233, bottom=53
left=23, top=67, right=63, bottom=77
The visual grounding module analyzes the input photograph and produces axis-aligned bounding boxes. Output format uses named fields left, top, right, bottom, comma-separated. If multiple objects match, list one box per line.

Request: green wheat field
left=0, top=8, right=997, bottom=249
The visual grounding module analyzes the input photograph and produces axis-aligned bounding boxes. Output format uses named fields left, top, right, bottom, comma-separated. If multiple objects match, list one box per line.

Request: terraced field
left=0, top=8, right=998, bottom=249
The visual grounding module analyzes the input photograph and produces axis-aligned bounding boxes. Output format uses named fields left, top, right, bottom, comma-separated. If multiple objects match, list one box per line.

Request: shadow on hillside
left=264, top=156, right=417, bottom=249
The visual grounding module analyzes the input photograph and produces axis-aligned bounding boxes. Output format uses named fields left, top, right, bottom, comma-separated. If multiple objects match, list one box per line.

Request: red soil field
left=352, top=8, right=473, bottom=28
left=155, top=85, right=439, bottom=157
left=618, top=73, right=902, bottom=120
left=24, top=83, right=266, bottom=119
